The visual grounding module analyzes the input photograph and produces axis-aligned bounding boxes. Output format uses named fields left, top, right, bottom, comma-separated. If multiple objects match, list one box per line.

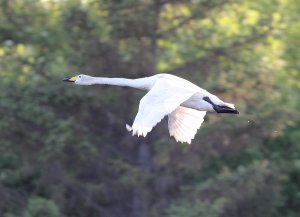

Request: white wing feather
left=127, top=79, right=197, bottom=137
left=168, top=106, right=206, bottom=144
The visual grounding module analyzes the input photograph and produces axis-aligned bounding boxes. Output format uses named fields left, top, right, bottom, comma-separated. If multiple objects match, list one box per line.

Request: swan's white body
left=64, top=73, right=238, bottom=144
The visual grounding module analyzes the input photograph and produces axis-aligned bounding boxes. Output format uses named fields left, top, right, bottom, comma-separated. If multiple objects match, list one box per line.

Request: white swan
left=63, top=73, right=238, bottom=144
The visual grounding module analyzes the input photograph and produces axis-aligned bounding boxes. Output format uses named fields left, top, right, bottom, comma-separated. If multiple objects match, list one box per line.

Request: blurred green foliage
left=0, top=0, right=300, bottom=217
left=23, top=197, right=61, bottom=217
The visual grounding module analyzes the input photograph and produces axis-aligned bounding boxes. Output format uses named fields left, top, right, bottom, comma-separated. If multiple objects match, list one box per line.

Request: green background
left=1, top=0, right=300, bottom=216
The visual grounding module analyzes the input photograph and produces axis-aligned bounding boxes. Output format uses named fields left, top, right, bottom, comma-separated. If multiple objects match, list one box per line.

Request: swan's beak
left=62, top=76, right=77, bottom=82
left=215, top=105, right=239, bottom=114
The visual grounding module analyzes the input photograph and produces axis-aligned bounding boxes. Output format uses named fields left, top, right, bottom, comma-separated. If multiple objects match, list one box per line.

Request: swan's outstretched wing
left=126, top=79, right=197, bottom=137
left=168, top=106, right=206, bottom=144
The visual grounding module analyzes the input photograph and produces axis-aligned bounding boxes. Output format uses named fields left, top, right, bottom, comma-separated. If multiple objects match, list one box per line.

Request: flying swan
left=63, top=73, right=239, bottom=144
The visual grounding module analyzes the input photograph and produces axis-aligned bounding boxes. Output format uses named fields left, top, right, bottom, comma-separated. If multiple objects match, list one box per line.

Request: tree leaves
left=0, top=0, right=300, bottom=217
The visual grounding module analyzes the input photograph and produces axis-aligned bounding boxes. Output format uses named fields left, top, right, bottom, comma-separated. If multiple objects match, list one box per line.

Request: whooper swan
left=63, top=73, right=239, bottom=144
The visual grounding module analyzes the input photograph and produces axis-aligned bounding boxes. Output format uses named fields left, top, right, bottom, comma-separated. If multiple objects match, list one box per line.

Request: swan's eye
left=79, top=75, right=82, bottom=78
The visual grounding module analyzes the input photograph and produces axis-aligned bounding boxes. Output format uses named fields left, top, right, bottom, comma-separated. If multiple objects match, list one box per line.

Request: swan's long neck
left=91, top=77, right=151, bottom=90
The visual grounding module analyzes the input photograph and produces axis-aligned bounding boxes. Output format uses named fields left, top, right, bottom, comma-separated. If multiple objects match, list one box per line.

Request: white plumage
left=63, top=73, right=238, bottom=144
left=168, top=107, right=206, bottom=144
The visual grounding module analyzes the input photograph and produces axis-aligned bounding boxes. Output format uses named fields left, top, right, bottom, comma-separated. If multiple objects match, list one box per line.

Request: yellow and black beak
left=62, top=76, right=77, bottom=82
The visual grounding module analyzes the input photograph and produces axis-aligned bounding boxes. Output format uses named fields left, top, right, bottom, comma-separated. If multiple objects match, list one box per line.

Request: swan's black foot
left=203, top=96, right=239, bottom=114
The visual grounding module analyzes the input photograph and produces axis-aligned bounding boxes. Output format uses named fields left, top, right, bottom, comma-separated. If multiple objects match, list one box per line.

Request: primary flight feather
left=63, top=73, right=239, bottom=144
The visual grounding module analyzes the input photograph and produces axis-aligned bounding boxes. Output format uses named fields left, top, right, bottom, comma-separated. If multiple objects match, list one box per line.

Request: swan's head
left=63, top=74, right=93, bottom=85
